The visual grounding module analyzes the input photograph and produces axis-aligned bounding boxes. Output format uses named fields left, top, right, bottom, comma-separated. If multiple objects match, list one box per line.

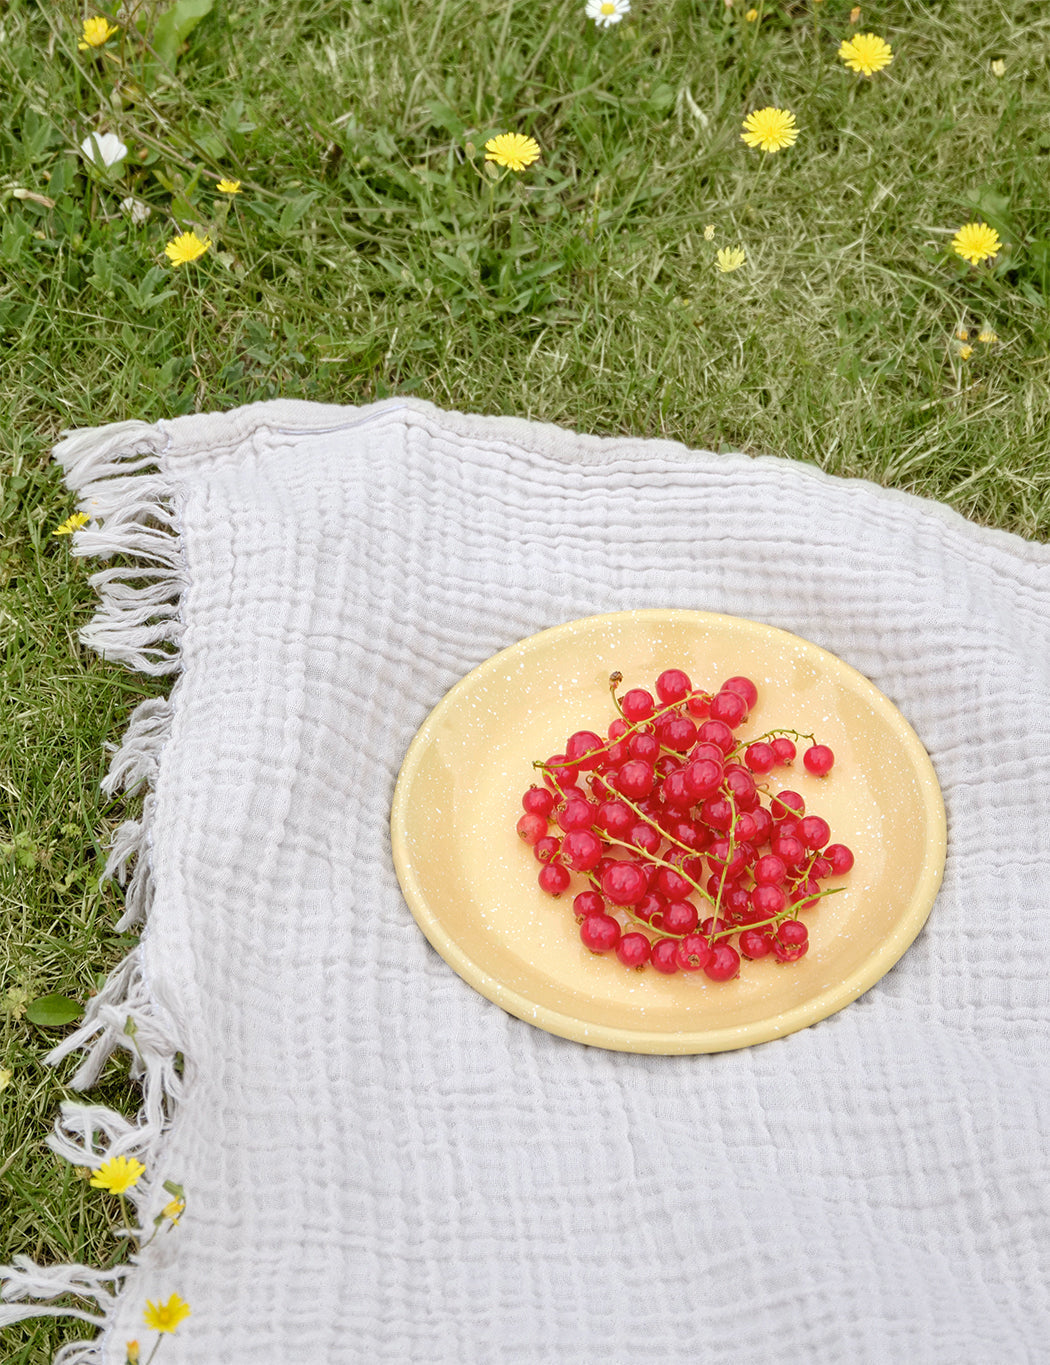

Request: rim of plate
left=390, top=609, right=948, bottom=1054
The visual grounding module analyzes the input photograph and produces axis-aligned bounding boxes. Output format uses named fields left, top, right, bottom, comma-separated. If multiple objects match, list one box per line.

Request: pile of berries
left=515, top=669, right=853, bottom=982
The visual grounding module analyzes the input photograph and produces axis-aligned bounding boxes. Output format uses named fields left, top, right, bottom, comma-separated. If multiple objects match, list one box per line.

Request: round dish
left=390, top=610, right=946, bottom=1053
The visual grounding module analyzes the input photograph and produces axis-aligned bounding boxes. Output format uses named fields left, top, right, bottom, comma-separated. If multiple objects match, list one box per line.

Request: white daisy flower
left=80, top=131, right=128, bottom=168
left=120, top=196, right=151, bottom=224
left=586, top=0, right=630, bottom=28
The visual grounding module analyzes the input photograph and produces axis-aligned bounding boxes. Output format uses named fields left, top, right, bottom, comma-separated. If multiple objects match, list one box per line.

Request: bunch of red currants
left=515, top=669, right=853, bottom=982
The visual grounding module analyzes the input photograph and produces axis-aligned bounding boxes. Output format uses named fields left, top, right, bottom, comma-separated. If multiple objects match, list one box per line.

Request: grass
left=2, top=0, right=1049, bottom=1356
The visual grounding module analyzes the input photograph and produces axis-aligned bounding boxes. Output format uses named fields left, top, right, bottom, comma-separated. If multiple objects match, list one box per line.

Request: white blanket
left=2, top=397, right=1048, bottom=1364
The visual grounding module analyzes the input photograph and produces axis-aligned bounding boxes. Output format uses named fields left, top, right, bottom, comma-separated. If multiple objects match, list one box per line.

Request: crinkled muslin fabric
left=2, top=397, right=1049, bottom=1364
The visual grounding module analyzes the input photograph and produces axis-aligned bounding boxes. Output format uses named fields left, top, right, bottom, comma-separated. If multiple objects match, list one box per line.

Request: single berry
left=660, top=769, right=695, bottom=810
left=753, top=853, right=788, bottom=886
left=697, top=719, right=735, bottom=755
left=658, top=715, right=698, bottom=752
left=750, top=883, right=787, bottom=917
left=628, top=732, right=660, bottom=763
left=573, top=890, right=605, bottom=920
left=744, top=742, right=776, bottom=775
left=621, top=688, right=656, bottom=723
left=799, top=815, right=831, bottom=850
left=556, top=797, right=595, bottom=833
left=651, top=938, right=681, bottom=973
left=634, top=891, right=667, bottom=925
left=580, top=913, right=622, bottom=952
left=791, top=877, right=821, bottom=911
left=811, top=855, right=832, bottom=879
left=615, top=760, right=656, bottom=801
left=661, top=899, right=699, bottom=935
left=655, top=669, right=692, bottom=704
left=770, top=790, right=805, bottom=818
left=516, top=812, right=547, bottom=845
left=596, top=800, right=634, bottom=838
left=676, top=935, right=714, bottom=972
left=772, top=919, right=809, bottom=962
left=628, top=821, right=662, bottom=855
left=772, top=834, right=806, bottom=869
left=683, top=758, right=723, bottom=799
left=685, top=692, right=711, bottom=718
left=724, top=766, right=759, bottom=811
left=654, top=754, right=683, bottom=779
left=690, top=742, right=725, bottom=765
left=709, top=689, right=748, bottom=728
left=538, top=862, right=571, bottom=896
left=721, top=676, right=758, bottom=711
left=600, top=861, right=649, bottom=905
left=825, top=843, right=854, bottom=875
left=565, top=729, right=604, bottom=771
left=704, top=943, right=741, bottom=981
left=748, top=807, right=773, bottom=845
left=770, top=736, right=796, bottom=765
left=739, top=927, right=774, bottom=959
left=561, top=829, right=604, bottom=871
left=803, top=744, right=835, bottom=777
left=522, top=786, right=555, bottom=817
left=700, top=795, right=734, bottom=831
left=652, top=866, right=694, bottom=900
left=616, top=932, right=652, bottom=968
left=533, top=835, right=561, bottom=864
left=668, top=817, right=710, bottom=852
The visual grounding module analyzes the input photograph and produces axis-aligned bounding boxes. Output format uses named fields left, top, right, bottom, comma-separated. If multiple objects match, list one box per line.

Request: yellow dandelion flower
left=703, top=224, right=715, bottom=240
left=849, top=5, right=861, bottom=22
left=125, top=1343, right=140, bottom=1365
left=741, top=107, right=798, bottom=153
left=483, top=133, right=541, bottom=171
left=163, top=1198, right=186, bottom=1224
left=716, top=246, right=746, bottom=273
left=956, top=327, right=970, bottom=341
left=838, top=33, right=893, bottom=76
left=990, top=59, right=1005, bottom=77
left=0, top=1068, right=12, bottom=1091
left=78, top=16, right=119, bottom=49
left=53, top=511, right=91, bottom=537
left=978, top=328, right=998, bottom=344
left=745, top=8, right=758, bottom=20
left=951, top=221, right=1001, bottom=266
left=216, top=179, right=241, bottom=195
left=957, top=344, right=973, bottom=360
left=143, top=1294, right=191, bottom=1334
left=89, top=1155, right=146, bottom=1194
left=164, top=230, right=212, bottom=267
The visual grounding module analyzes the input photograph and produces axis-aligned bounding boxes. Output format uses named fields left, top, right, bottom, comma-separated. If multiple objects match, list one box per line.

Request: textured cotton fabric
left=3, top=397, right=1048, bottom=1363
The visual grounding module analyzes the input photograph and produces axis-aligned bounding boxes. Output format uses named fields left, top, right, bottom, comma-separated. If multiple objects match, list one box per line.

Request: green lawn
left=2, top=0, right=1049, bottom=1357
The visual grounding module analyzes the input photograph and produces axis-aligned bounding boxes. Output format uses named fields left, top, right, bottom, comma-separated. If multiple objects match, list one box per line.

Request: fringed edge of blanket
left=0, top=420, right=185, bottom=1362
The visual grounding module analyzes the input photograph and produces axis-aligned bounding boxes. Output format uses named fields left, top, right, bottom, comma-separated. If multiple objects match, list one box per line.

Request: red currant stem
left=597, top=789, right=696, bottom=858
left=708, top=886, right=845, bottom=943
left=608, top=671, right=625, bottom=715
left=726, top=727, right=816, bottom=762
left=709, top=792, right=737, bottom=944
left=595, top=830, right=717, bottom=908
left=532, top=689, right=715, bottom=778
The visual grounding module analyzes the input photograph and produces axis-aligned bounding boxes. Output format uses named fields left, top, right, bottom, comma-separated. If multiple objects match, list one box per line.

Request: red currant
left=573, top=890, right=605, bottom=920
left=753, top=853, right=787, bottom=886
left=739, top=927, right=774, bottom=959
left=709, top=689, right=748, bottom=728
left=565, top=729, right=604, bottom=770
left=770, top=736, right=796, bottom=765
left=538, top=862, right=571, bottom=896
left=652, top=866, right=693, bottom=900
left=533, top=835, right=561, bottom=864
left=596, top=800, right=634, bottom=838
left=628, top=732, right=660, bottom=763
left=772, top=834, right=806, bottom=869
left=561, top=829, right=604, bottom=871
left=750, top=884, right=787, bottom=917
left=661, top=899, right=699, bottom=935
left=660, top=769, right=695, bottom=810
left=556, top=797, right=595, bottom=833
left=600, top=861, right=648, bottom=905
left=616, top=932, right=652, bottom=968
left=721, top=676, right=758, bottom=710
left=634, top=891, right=667, bottom=925
left=744, top=742, right=776, bottom=774
left=658, top=715, right=698, bottom=752
left=543, top=755, right=576, bottom=792
left=580, top=913, right=622, bottom=952
left=697, top=719, right=735, bottom=755
left=683, top=758, right=722, bottom=799
left=825, top=843, right=854, bottom=875
left=676, top=935, right=714, bottom=972
left=621, top=689, right=656, bottom=723
left=685, top=692, right=711, bottom=718
left=522, top=786, right=555, bottom=817
left=700, top=795, right=734, bottom=831
left=615, top=760, right=656, bottom=800
left=772, top=919, right=809, bottom=962
left=655, top=669, right=692, bottom=703
left=704, top=943, right=741, bottom=981
left=628, top=822, right=662, bottom=856
left=803, top=744, right=834, bottom=776
left=516, top=812, right=548, bottom=845
left=798, top=815, right=831, bottom=850
left=650, top=938, right=680, bottom=973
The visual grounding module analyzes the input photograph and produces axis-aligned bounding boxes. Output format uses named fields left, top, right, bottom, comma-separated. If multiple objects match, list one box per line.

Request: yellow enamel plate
left=390, top=610, right=947, bottom=1054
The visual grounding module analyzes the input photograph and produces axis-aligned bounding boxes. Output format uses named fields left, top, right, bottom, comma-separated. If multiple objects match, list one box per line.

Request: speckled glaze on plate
left=390, top=610, right=947, bottom=1054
